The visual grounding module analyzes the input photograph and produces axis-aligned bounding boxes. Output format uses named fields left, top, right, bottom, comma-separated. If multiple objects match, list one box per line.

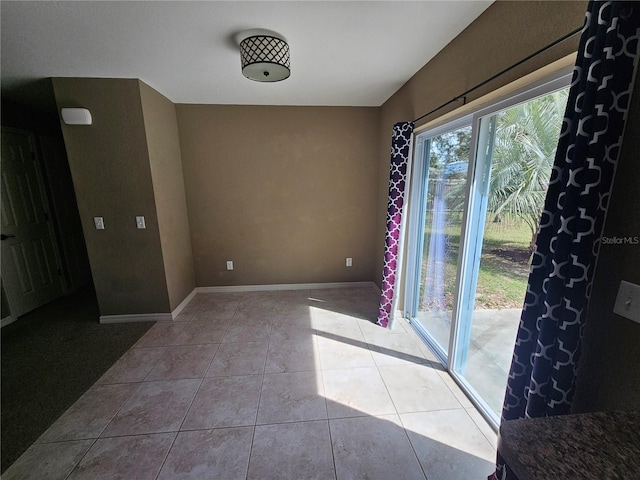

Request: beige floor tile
left=466, top=407, right=498, bottom=449
left=270, top=319, right=315, bottom=338
left=310, top=287, right=377, bottom=301
left=223, top=320, right=271, bottom=343
left=6, top=287, right=505, bottom=480
left=101, top=379, right=200, bottom=436
left=322, top=367, right=395, bottom=418
left=330, top=414, right=426, bottom=480
left=316, top=334, right=376, bottom=370
left=195, top=301, right=240, bottom=321
left=324, top=302, right=378, bottom=321
left=257, top=371, right=327, bottom=424
left=265, top=335, right=319, bottom=373
left=206, top=342, right=268, bottom=376
left=96, top=347, right=167, bottom=384
left=2, top=440, right=94, bottom=480
left=145, top=344, right=218, bottom=381
left=233, top=302, right=273, bottom=324
left=173, top=311, right=195, bottom=322
left=37, top=384, right=138, bottom=442
left=67, top=433, right=175, bottom=480
left=190, top=307, right=236, bottom=324
left=378, top=364, right=462, bottom=413
left=174, top=301, right=201, bottom=321
left=182, top=375, right=261, bottom=429
left=357, top=317, right=405, bottom=336
left=247, top=421, right=335, bottom=480
left=240, top=293, right=279, bottom=310
left=135, top=323, right=187, bottom=347
left=201, top=292, right=245, bottom=303
left=274, top=302, right=312, bottom=316
left=437, top=369, right=475, bottom=408
left=312, top=311, right=366, bottom=340
left=173, top=320, right=229, bottom=345
left=366, top=332, right=431, bottom=367
left=400, top=409, right=496, bottom=480
left=157, top=427, right=253, bottom=480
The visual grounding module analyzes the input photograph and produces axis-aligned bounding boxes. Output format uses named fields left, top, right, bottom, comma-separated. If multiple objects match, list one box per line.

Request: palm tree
left=488, top=89, right=568, bottom=250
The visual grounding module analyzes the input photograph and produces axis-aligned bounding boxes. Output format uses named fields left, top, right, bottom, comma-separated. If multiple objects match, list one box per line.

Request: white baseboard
left=99, top=313, right=173, bottom=324
left=196, top=281, right=378, bottom=293
left=1, top=316, right=17, bottom=328
left=171, top=288, right=197, bottom=319
left=98, top=283, right=378, bottom=324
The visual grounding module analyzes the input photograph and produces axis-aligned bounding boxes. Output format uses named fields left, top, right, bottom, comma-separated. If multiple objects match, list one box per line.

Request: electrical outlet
left=226, top=261, right=234, bottom=271
left=613, top=280, right=640, bottom=323
left=346, top=257, right=353, bottom=267
left=94, top=217, right=104, bottom=230
left=136, top=216, right=146, bottom=229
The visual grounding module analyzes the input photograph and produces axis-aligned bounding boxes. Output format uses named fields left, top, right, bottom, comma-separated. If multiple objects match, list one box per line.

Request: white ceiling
left=1, top=1, right=493, bottom=108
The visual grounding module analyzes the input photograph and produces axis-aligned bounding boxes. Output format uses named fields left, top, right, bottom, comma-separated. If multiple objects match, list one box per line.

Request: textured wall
left=52, top=78, right=170, bottom=315
left=176, top=104, right=380, bottom=286
left=139, top=81, right=195, bottom=310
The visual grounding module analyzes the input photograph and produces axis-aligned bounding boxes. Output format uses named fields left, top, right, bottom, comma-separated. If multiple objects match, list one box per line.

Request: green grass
left=419, top=218, right=531, bottom=310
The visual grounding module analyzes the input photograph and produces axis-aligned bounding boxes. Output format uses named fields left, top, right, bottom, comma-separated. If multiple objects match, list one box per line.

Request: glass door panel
left=452, top=88, right=569, bottom=419
left=411, top=124, right=472, bottom=357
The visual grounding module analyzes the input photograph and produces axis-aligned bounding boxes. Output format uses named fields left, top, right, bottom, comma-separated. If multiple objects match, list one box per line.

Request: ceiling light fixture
left=238, top=29, right=290, bottom=82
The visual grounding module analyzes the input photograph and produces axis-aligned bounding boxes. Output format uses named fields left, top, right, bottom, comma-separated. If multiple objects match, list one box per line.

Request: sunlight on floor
left=3, top=285, right=498, bottom=480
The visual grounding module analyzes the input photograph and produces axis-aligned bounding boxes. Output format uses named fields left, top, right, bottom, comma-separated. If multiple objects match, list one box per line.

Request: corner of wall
left=138, top=81, right=196, bottom=310
left=52, top=77, right=171, bottom=315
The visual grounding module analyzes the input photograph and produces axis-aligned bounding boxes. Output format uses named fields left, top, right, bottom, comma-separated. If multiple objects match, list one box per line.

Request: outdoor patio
left=415, top=308, right=521, bottom=416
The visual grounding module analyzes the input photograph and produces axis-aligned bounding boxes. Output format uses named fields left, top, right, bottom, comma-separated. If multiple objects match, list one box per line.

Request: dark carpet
left=1, top=287, right=153, bottom=473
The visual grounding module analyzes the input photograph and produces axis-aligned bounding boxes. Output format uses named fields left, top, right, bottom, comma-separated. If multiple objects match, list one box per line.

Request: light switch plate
left=613, top=280, right=640, bottom=323
left=226, top=261, right=234, bottom=271
left=136, top=216, right=146, bottom=229
left=94, top=217, right=104, bottom=230
left=346, top=257, right=353, bottom=267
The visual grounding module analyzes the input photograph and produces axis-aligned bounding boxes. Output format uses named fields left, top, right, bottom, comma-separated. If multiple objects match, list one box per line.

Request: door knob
left=1, top=234, right=16, bottom=241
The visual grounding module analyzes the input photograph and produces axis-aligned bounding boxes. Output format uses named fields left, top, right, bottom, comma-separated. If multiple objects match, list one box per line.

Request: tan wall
left=52, top=78, right=170, bottom=315
left=375, top=0, right=588, bottom=289
left=176, top=105, right=380, bottom=286
left=139, top=81, right=196, bottom=310
left=572, top=74, right=640, bottom=413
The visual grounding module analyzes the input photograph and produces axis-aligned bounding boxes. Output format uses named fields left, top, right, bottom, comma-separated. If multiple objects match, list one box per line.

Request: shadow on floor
left=0, top=287, right=153, bottom=473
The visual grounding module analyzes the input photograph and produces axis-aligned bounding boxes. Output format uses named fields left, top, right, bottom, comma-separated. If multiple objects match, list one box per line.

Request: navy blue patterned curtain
left=492, top=2, right=640, bottom=479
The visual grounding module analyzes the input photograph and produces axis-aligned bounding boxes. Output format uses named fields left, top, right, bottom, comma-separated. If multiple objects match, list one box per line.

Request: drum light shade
left=239, top=32, right=290, bottom=82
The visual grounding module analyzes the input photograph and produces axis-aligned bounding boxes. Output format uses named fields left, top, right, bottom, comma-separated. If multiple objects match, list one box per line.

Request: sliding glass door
left=408, top=121, right=472, bottom=360
left=404, top=72, right=571, bottom=426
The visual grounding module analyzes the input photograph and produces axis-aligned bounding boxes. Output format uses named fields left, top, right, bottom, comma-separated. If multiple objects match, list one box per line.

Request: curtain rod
left=412, top=25, right=583, bottom=124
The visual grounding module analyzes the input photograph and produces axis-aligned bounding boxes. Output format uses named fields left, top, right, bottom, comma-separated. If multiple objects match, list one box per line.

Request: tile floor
left=4, top=285, right=497, bottom=480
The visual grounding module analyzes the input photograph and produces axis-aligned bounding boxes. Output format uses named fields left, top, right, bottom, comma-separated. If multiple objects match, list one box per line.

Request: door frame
left=401, top=66, right=574, bottom=429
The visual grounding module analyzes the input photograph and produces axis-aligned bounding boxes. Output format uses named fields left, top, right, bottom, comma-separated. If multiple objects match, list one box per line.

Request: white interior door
left=1, top=128, right=63, bottom=318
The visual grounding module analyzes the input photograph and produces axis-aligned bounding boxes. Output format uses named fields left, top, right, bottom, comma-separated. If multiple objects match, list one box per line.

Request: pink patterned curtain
left=377, top=122, right=414, bottom=328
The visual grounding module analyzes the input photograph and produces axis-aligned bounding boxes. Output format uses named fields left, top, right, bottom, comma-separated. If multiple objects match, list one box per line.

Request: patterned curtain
left=492, top=2, right=640, bottom=479
left=377, top=122, right=414, bottom=328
